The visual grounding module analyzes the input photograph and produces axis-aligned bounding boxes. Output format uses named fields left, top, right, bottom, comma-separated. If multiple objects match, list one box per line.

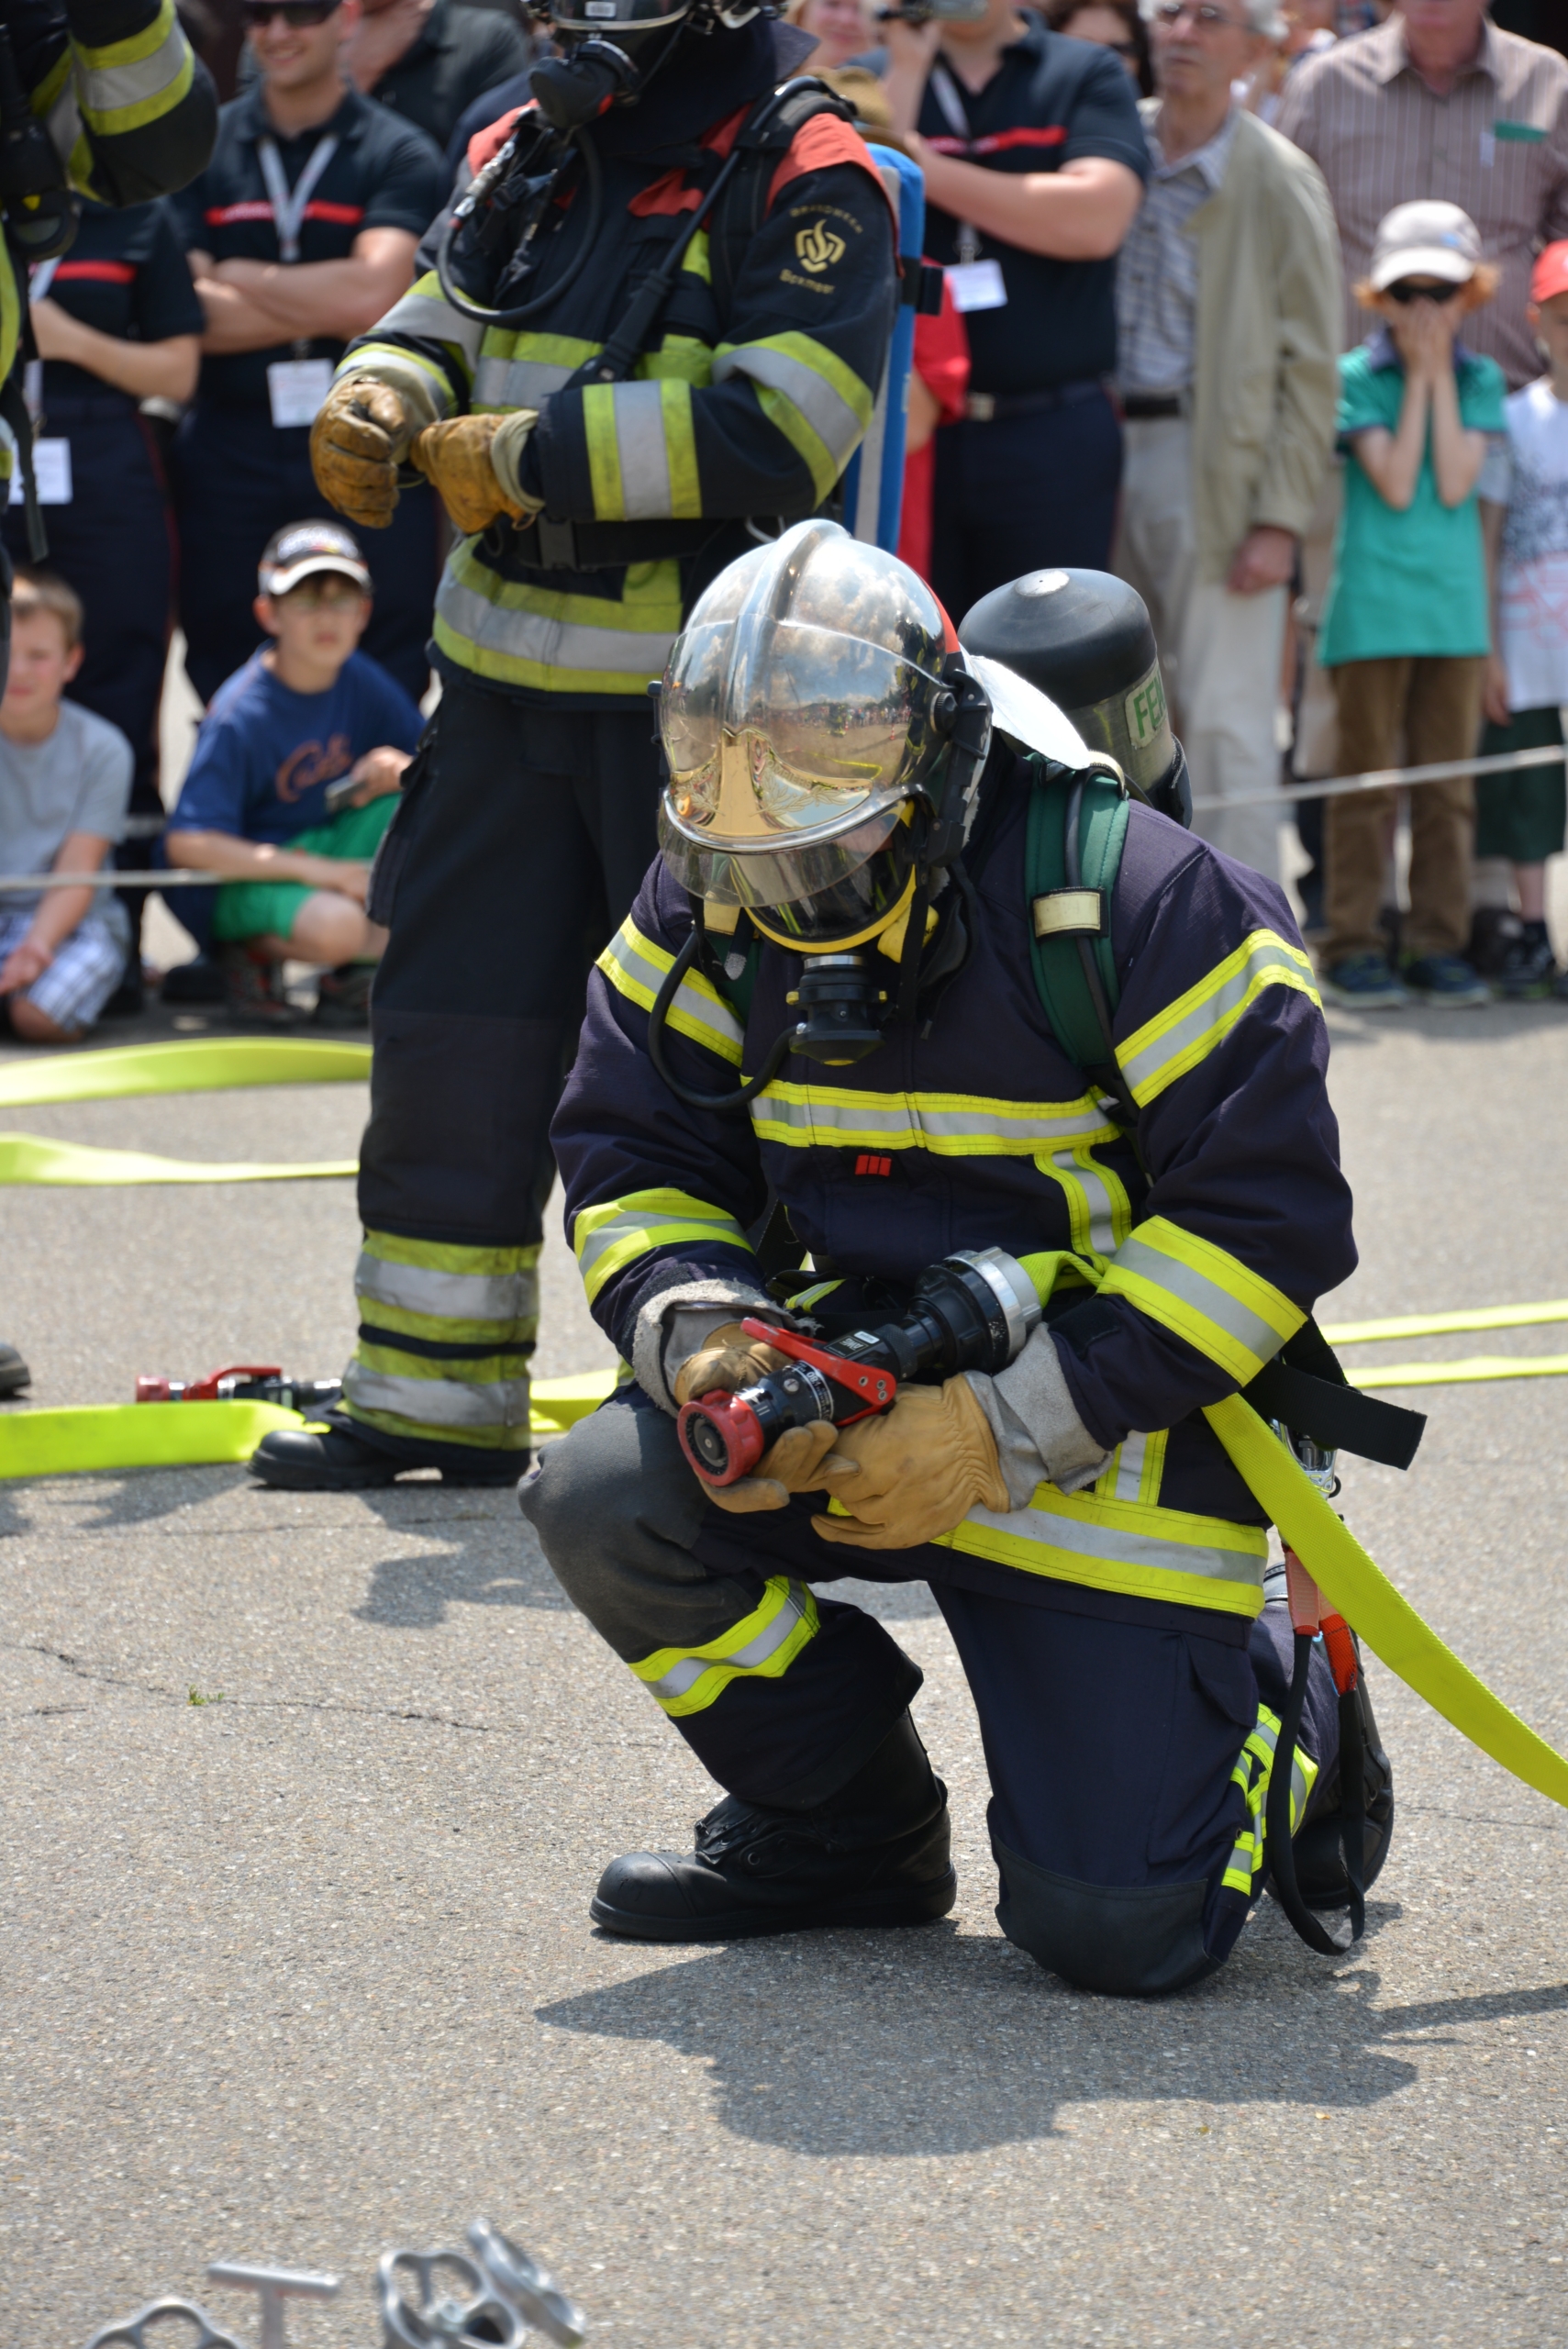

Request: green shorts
left=211, top=794, right=399, bottom=945
left=1475, top=707, right=1567, bottom=865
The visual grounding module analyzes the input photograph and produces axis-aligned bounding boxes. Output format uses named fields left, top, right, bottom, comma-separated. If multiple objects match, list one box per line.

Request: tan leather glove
left=409, top=411, right=542, bottom=536
left=310, top=376, right=414, bottom=529
left=811, top=1377, right=1009, bottom=1551
left=673, top=1321, right=860, bottom=1517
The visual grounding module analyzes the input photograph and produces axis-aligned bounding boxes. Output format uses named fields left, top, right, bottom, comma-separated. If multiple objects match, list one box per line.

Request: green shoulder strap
left=1023, top=751, right=1132, bottom=1084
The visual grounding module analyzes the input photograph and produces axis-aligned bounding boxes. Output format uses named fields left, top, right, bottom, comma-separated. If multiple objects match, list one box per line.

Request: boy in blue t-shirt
left=1316, top=201, right=1507, bottom=1010
left=167, top=521, right=425, bottom=1026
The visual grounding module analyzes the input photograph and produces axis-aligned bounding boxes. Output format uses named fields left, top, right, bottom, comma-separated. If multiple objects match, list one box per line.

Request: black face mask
left=528, top=37, right=643, bottom=131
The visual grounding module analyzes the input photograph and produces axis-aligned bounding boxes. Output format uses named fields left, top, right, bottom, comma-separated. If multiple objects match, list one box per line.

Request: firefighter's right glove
left=408, top=411, right=543, bottom=537
left=310, top=376, right=414, bottom=529
left=673, top=1323, right=860, bottom=1517
left=811, top=1376, right=1010, bottom=1551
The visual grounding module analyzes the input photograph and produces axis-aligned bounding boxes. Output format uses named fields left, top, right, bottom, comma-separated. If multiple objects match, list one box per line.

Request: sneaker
left=1401, top=952, right=1491, bottom=1008
left=1495, top=922, right=1559, bottom=1000
left=312, top=962, right=374, bottom=1030
left=0, top=1341, right=29, bottom=1397
left=161, top=951, right=228, bottom=1006
left=1319, top=953, right=1411, bottom=1008
left=218, top=941, right=293, bottom=1027
left=1468, top=905, right=1521, bottom=979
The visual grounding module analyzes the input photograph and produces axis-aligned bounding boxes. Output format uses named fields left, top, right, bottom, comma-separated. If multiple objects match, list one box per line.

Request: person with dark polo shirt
left=882, top=0, right=1148, bottom=615
left=241, top=0, right=533, bottom=154
left=171, top=0, right=443, bottom=707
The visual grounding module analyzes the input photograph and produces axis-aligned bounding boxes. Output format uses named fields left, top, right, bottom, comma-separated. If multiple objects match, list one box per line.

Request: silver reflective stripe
left=714, top=344, right=863, bottom=468
left=752, top=1086, right=1112, bottom=1154
left=610, top=381, right=673, bottom=520
left=1118, top=930, right=1318, bottom=1106
left=374, top=284, right=486, bottom=369
left=1109, top=1233, right=1285, bottom=1366
left=473, top=354, right=576, bottom=409
left=436, top=573, right=677, bottom=679
left=645, top=1582, right=810, bottom=1703
left=599, top=922, right=743, bottom=1063
left=344, top=1363, right=532, bottom=1429
left=1111, top=1430, right=1149, bottom=1502
left=80, top=18, right=188, bottom=117
left=355, top=1252, right=538, bottom=1325
left=46, top=81, right=83, bottom=173
left=968, top=1498, right=1265, bottom=1589
left=1041, top=1141, right=1121, bottom=1258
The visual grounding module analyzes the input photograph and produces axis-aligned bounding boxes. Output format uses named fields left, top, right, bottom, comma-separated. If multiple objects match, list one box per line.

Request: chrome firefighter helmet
left=657, top=520, right=985, bottom=948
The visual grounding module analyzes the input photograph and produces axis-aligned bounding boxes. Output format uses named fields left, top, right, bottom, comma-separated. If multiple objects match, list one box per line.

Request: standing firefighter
left=248, top=0, right=899, bottom=1490
left=518, top=526, right=1401, bottom=1994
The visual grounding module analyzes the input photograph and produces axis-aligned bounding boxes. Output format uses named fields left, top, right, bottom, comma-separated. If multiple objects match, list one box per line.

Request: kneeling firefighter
left=249, top=0, right=899, bottom=1492
left=521, top=523, right=1414, bottom=1996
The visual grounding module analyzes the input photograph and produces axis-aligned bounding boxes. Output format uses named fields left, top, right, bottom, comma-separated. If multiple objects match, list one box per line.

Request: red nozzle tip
left=136, top=1376, right=172, bottom=1403
left=676, top=1390, right=766, bottom=1486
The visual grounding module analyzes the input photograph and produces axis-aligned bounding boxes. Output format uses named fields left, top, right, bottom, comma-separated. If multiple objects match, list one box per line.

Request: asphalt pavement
left=4, top=996, right=1568, bottom=2349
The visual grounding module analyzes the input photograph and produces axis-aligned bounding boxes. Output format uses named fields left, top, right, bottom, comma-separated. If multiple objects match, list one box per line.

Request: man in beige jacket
left=1113, top=0, right=1340, bottom=881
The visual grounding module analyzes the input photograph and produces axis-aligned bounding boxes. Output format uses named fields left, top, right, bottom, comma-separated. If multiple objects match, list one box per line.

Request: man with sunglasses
left=1111, top=0, right=1340, bottom=886
left=169, top=0, right=444, bottom=707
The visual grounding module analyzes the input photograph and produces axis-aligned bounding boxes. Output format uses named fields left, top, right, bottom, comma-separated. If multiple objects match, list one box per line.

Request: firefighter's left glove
left=674, top=1322, right=861, bottom=1518
left=310, top=376, right=414, bottom=529
left=409, top=411, right=543, bottom=537
left=812, top=1376, right=1009, bottom=1551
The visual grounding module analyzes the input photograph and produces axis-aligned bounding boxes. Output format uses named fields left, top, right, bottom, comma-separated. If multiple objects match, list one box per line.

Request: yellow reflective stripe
left=1222, top=1704, right=1318, bottom=1895
left=753, top=383, right=836, bottom=502
left=1095, top=1425, right=1167, bottom=1506
left=631, top=1576, right=818, bottom=1716
left=573, top=1187, right=753, bottom=1303
left=596, top=918, right=743, bottom=1066
left=0, top=239, right=15, bottom=387
left=75, top=0, right=194, bottom=133
left=365, top=273, right=484, bottom=382
left=645, top=334, right=714, bottom=386
left=355, top=1242, right=539, bottom=1330
left=362, top=1229, right=539, bottom=1279
left=751, top=1081, right=1116, bottom=1157
left=1099, top=1214, right=1305, bottom=1385
left=434, top=545, right=683, bottom=695
left=1118, top=929, right=1320, bottom=1110
left=583, top=383, right=623, bottom=519
left=938, top=1484, right=1267, bottom=1617
left=338, top=341, right=461, bottom=411
left=683, top=228, right=711, bottom=283
left=1033, top=1140, right=1132, bottom=1269
left=661, top=377, right=701, bottom=517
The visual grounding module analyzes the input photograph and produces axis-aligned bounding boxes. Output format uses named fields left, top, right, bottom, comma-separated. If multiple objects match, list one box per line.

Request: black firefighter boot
left=590, top=1711, right=958, bottom=1943
left=1292, top=1667, right=1396, bottom=1909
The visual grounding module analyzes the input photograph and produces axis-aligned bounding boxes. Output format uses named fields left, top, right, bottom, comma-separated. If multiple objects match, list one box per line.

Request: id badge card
left=947, top=259, right=1008, bottom=314
left=8, top=437, right=72, bottom=505
left=267, top=358, right=333, bottom=429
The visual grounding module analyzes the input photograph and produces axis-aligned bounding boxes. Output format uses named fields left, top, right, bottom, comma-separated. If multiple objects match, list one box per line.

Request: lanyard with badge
left=258, top=132, right=339, bottom=428
left=929, top=60, right=1008, bottom=314
left=10, top=257, right=72, bottom=507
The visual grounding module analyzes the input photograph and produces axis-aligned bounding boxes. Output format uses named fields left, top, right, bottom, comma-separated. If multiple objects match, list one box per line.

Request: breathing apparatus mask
left=435, top=0, right=767, bottom=327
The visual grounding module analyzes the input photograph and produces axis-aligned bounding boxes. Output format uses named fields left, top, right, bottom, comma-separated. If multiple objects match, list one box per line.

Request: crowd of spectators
left=2, top=0, right=1568, bottom=1042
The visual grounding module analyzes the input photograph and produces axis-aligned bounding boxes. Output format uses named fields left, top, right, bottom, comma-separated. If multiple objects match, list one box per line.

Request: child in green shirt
left=1317, top=200, right=1507, bottom=1009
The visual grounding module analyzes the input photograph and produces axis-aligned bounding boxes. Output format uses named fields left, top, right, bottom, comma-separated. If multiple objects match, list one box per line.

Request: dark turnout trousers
left=522, top=1387, right=1343, bottom=1997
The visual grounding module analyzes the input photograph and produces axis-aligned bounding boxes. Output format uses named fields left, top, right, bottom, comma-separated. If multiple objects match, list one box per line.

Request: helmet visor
left=658, top=796, right=917, bottom=944
left=661, top=618, right=948, bottom=855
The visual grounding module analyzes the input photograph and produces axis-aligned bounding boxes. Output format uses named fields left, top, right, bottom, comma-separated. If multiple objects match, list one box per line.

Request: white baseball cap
left=1369, top=200, right=1482, bottom=292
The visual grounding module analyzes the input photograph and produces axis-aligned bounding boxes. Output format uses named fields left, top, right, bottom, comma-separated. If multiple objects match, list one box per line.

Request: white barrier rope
left=1188, top=740, right=1566, bottom=815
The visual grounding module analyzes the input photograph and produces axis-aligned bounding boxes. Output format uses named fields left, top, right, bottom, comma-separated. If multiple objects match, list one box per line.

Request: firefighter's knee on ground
left=993, top=1841, right=1221, bottom=1998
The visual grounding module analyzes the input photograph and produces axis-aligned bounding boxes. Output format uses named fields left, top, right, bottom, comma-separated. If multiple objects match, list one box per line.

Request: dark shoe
left=1495, top=921, right=1559, bottom=1000
left=590, top=1711, right=958, bottom=1943
left=1401, top=952, right=1491, bottom=1008
left=249, top=1422, right=525, bottom=1490
left=0, top=1341, right=30, bottom=1397
left=312, top=962, right=374, bottom=1029
left=1292, top=1671, right=1395, bottom=1910
left=219, top=941, right=294, bottom=1027
left=1319, top=952, right=1410, bottom=1009
left=161, top=951, right=227, bottom=1006
left=1468, top=905, right=1520, bottom=979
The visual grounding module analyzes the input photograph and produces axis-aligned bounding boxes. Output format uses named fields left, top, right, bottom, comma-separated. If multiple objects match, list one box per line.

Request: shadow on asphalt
left=538, top=1928, right=1568, bottom=2154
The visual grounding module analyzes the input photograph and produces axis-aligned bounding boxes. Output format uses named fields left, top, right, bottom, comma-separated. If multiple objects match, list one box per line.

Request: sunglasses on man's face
left=1385, top=279, right=1462, bottom=305
left=242, top=1, right=339, bottom=28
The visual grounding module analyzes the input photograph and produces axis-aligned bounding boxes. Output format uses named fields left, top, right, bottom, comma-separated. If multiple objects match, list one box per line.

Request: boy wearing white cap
left=1316, top=199, right=1507, bottom=1008
left=166, top=520, right=424, bottom=1026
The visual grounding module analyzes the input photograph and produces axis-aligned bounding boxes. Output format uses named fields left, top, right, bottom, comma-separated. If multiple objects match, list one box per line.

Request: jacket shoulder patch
left=767, top=115, right=899, bottom=227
